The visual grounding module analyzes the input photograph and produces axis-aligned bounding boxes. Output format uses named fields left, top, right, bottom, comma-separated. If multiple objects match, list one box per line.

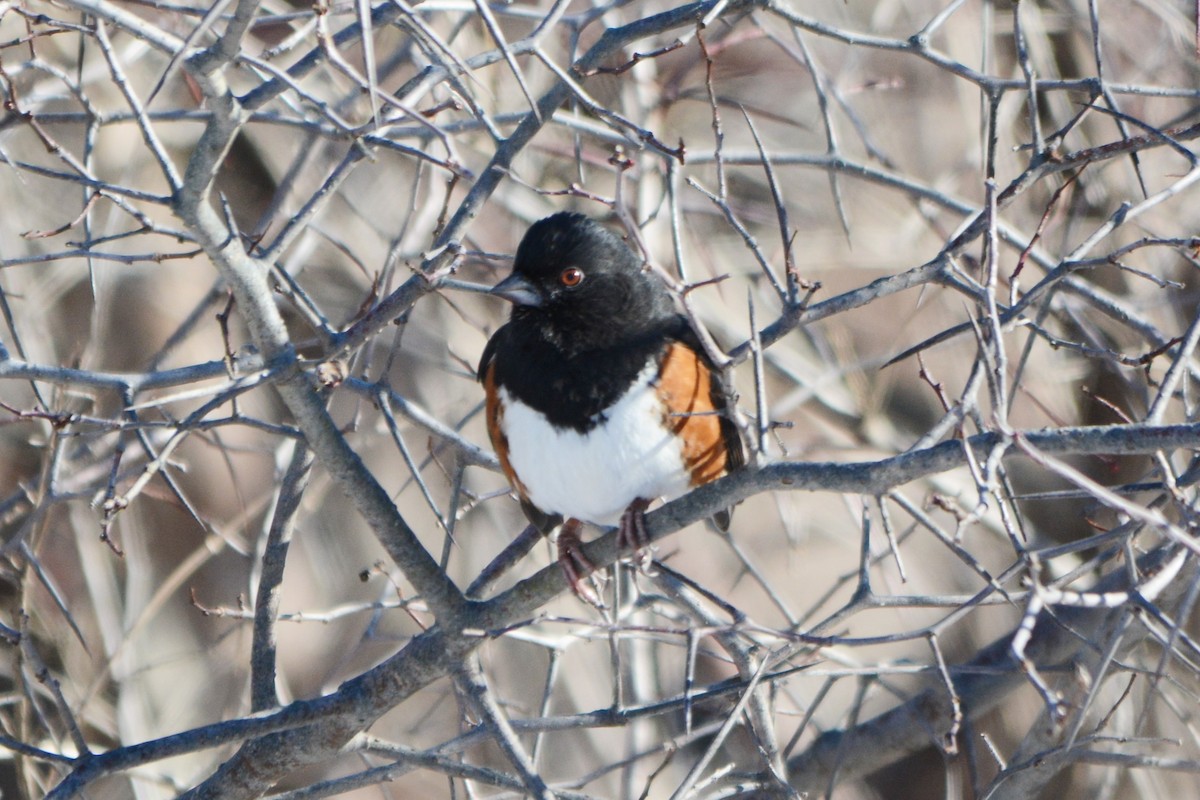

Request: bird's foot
left=557, top=519, right=606, bottom=607
left=617, top=498, right=656, bottom=575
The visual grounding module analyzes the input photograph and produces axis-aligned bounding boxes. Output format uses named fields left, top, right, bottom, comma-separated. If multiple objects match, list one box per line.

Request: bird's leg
left=617, top=498, right=655, bottom=574
left=557, top=518, right=605, bottom=607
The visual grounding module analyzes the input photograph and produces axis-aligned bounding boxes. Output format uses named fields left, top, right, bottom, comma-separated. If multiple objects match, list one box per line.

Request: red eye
left=560, top=267, right=584, bottom=287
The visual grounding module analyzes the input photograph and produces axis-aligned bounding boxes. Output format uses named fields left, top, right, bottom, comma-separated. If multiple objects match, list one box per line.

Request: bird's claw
left=558, top=519, right=607, bottom=607
left=618, top=499, right=656, bottom=575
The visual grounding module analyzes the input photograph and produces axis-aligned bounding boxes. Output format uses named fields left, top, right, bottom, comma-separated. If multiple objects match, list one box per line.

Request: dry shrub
left=1, top=1, right=1200, bottom=798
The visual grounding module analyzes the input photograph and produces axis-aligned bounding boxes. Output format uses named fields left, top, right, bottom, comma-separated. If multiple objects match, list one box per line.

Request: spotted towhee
left=479, top=212, right=744, bottom=601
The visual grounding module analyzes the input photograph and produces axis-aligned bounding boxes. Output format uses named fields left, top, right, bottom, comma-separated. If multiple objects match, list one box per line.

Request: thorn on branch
left=581, top=40, right=686, bottom=76
left=353, top=272, right=384, bottom=320
left=189, top=588, right=248, bottom=617
left=790, top=278, right=821, bottom=314
left=917, top=354, right=952, bottom=415
left=216, top=291, right=238, bottom=378
left=680, top=273, right=732, bottom=295
left=421, top=97, right=463, bottom=118
left=0, top=400, right=79, bottom=430
left=431, top=174, right=461, bottom=241
left=1013, top=167, right=1085, bottom=283
left=22, top=192, right=102, bottom=240
left=1136, top=335, right=1184, bottom=366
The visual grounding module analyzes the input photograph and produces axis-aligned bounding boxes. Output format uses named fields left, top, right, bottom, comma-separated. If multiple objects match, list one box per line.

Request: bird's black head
left=491, top=213, right=674, bottom=346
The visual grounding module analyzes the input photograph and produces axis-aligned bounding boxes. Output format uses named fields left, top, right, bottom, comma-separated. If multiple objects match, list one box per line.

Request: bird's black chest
left=490, top=325, right=668, bottom=434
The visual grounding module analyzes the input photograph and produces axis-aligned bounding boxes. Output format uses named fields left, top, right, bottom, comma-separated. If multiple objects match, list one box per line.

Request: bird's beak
left=489, top=273, right=543, bottom=307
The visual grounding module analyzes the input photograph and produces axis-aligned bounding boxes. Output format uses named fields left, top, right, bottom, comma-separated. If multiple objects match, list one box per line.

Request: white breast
left=499, top=362, right=690, bottom=526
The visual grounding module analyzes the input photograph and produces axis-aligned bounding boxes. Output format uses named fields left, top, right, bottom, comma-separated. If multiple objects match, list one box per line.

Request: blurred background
left=2, top=0, right=1200, bottom=797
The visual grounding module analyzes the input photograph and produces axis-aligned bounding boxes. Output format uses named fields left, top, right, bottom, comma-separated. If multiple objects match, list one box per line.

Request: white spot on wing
left=500, top=362, right=690, bottom=525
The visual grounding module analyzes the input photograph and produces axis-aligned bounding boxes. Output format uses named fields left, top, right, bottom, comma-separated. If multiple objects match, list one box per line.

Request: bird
left=478, top=211, right=744, bottom=603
